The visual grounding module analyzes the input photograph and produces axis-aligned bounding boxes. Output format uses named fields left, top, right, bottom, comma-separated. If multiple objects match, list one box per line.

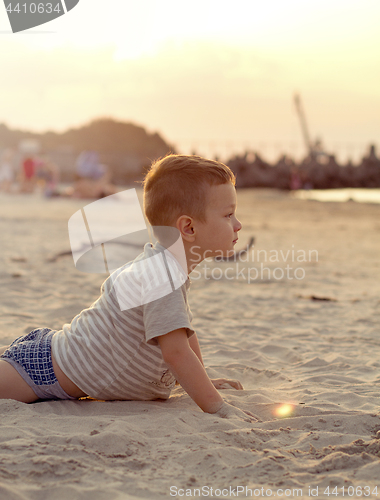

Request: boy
left=0, top=155, right=256, bottom=422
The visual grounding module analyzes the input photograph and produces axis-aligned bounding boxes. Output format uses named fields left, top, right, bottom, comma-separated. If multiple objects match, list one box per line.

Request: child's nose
left=234, top=218, right=242, bottom=232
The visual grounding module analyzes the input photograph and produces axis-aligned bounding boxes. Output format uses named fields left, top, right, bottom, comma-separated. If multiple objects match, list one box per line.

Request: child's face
left=193, top=182, right=242, bottom=258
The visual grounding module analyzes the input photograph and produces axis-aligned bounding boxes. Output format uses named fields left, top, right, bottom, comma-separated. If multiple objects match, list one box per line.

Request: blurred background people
left=0, top=149, right=15, bottom=193
left=20, top=156, right=36, bottom=193
left=35, top=155, right=60, bottom=197
left=70, top=150, right=118, bottom=198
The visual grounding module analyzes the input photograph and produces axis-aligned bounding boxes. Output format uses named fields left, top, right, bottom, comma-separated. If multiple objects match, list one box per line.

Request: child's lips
left=233, top=238, right=238, bottom=244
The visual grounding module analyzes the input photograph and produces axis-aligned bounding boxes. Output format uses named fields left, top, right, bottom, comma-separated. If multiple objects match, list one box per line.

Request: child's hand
left=212, top=402, right=259, bottom=422
left=211, top=378, right=244, bottom=390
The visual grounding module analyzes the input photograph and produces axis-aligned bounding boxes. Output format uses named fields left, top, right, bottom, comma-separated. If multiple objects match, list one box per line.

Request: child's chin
left=223, top=248, right=235, bottom=257
left=211, top=247, right=235, bottom=259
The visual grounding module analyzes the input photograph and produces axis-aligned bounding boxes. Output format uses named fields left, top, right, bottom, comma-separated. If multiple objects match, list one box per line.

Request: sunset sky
left=0, top=0, right=379, bottom=161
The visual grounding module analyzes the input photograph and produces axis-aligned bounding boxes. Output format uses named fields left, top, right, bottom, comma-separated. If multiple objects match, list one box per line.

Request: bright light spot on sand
left=274, top=404, right=295, bottom=418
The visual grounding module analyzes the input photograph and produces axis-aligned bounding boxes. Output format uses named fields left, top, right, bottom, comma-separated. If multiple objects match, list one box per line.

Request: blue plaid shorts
left=1, top=328, right=76, bottom=401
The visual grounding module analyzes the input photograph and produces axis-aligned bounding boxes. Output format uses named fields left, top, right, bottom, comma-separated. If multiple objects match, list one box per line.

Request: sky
left=0, top=0, right=379, bottom=161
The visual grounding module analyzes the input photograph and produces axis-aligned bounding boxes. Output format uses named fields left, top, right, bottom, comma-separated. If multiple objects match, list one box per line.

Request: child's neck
left=162, top=237, right=189, bottom=277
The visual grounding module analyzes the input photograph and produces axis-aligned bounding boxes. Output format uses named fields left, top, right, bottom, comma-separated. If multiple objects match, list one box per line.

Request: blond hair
left=143, top=154, right=235, bottom=226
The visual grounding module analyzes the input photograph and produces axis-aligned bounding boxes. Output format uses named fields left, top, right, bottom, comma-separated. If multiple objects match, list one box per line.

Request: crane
left=293, top=93, right=327, bottom=160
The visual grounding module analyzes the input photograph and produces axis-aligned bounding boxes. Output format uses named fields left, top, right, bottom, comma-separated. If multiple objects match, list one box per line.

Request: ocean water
left=292, top=188, right=380, bottom=204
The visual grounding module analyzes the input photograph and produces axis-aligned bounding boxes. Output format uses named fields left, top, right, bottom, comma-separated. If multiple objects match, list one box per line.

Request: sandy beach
left=0, top=188, right=380, bottom=500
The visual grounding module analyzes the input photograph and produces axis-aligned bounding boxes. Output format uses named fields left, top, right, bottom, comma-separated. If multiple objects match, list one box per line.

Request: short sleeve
left=142, top=280, right=194, bottom=346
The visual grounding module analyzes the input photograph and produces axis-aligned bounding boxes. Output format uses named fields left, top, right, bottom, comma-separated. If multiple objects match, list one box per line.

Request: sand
left=0, top=188, right=380, bottom=500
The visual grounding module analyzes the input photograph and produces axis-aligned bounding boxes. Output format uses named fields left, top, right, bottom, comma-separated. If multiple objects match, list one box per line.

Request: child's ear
left=176, top=215, right=195, bottom=242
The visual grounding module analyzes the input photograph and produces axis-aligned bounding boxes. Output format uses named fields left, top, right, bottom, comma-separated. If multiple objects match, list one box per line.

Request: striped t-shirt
left=51, top=242, right=194, bottom=400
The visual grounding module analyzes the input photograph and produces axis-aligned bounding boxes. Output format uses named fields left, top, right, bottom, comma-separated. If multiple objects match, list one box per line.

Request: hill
left=0, top=118, right=175, bottom=182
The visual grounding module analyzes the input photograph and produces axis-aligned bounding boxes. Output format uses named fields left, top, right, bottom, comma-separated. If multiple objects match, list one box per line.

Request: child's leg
left=0, top=360, right=39, bottom=403
left=1, top=330, right=81, bottom=402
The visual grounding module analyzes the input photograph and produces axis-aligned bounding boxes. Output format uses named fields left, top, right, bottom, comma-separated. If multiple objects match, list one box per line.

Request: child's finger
left=224, top=379, right=244, bottom=390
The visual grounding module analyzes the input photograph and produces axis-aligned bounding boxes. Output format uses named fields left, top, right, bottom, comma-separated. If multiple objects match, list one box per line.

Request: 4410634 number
left=324, top=486, right=378, bottom=496
left=6, top=3, right=61, bottom=14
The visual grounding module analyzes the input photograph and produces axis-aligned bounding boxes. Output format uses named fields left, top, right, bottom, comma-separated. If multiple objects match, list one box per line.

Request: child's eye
left=226, top=213, right=233, bottom=218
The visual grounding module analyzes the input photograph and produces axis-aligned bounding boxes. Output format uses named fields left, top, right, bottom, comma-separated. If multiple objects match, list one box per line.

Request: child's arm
left=158, top=328, right=256, bottom=421
left=188, top=332, right=245, bottom=391
left=188, top=332, right=204, bottom=366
